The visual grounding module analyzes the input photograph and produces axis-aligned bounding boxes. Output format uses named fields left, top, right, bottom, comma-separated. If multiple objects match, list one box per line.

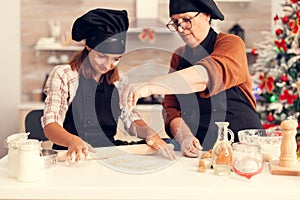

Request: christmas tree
left=252, top=0, right=300, bottom=126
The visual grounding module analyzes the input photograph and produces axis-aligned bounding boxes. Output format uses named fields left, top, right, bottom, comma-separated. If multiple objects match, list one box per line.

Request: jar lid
left=18, top=139, right=41, bottom=151
left=4, top=132, right=29, bottom=148
left=8, top=140, right=26, bottom=148
left=232, top=142, right=261, bottom=151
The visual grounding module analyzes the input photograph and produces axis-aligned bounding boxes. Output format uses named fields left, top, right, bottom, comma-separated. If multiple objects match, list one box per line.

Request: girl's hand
left=65, top=136, right=95, bottom=165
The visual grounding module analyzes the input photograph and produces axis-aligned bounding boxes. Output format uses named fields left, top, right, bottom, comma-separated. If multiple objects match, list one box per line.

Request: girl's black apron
left=172, top=28, right=262, bottom=150
left=53, top=74, right=144, bottom=150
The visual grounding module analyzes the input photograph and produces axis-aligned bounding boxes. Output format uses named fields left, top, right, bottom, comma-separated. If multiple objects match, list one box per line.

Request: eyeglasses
left=166, top=12, right=200, bottom=32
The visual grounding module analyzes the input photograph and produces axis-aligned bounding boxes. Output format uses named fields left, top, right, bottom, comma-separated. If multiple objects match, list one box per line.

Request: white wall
left=0, top=0, right=21, bottom=158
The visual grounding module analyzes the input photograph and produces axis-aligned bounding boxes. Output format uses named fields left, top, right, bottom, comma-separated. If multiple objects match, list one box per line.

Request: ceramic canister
left=16, top=139, right=42, bottom=182
left=6, top=133, right=29, bottom=177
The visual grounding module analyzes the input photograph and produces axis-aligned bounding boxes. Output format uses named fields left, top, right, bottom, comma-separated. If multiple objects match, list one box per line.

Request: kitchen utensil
left=238, top=129, right=282, bottom=161
left=269, top=119, right=300, bottom=176
left=42, top=149, right=58, bottom=169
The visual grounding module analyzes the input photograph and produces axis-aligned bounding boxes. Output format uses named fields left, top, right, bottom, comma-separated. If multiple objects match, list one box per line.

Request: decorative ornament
left=274, top=39, right=287, bottom=53
left=281, top=74, right=289, bottom=82
left=251, top=48, right=258, bottom=56
left=274, top=14, right=279, bottom=25
left=280, top=89, right=297, bottom=104
left=297, top=10, right=300, bottom=18
left=259, top=74, right=275, bottom=93
left=288, top=19, right=299, bottom=34
left=267, top=113, right=275, bottom=122
left=138, top=28, right=156, bottom=43
left=282, top=16, right=290, bottom=24
left=275, top=28, right=283, bottom=36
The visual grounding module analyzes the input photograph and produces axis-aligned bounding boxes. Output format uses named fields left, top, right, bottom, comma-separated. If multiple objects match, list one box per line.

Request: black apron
left=53, top=74, right=145, bottom=150
left=172, top=28, right=262, bottom=150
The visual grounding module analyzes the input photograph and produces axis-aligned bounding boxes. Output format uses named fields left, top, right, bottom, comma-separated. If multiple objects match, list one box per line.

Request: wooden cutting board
left=269, top=160, right=300, bottom=176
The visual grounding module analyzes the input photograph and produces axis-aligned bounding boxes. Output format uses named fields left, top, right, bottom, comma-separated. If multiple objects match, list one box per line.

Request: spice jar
left=16, top=139, right=42, bottom=182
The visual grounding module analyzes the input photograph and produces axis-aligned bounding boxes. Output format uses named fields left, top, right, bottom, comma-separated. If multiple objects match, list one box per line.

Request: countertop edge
left=19, top=102, right=163, bottom=111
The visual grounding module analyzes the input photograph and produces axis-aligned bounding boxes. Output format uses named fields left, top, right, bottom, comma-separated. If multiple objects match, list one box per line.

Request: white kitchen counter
left=0, top=145, right=299, bottom=200
left=18, top=102, right=164, bottom=111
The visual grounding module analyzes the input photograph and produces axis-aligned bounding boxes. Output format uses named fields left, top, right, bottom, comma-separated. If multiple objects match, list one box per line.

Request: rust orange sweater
left=162, top=32, right=256, bottom=128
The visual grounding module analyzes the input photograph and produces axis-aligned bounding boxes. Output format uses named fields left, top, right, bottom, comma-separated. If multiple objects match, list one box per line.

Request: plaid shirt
left=41, top=64, right=141, bottom=132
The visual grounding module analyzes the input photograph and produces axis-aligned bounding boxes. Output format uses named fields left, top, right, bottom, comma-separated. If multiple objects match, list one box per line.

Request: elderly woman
left=122, top=0, right=263, bottom=157
left=41, top=8, right=176, bottom=162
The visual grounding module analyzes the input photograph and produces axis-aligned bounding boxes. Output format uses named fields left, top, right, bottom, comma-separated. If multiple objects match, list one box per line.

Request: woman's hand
left=170, top=117, right=202, bottom=157
left=121, top=82, right=153, bottom=109
left=146, top=134, right=177, bottom=160
left=65, top=136, right=95, bottom=165
left=176, top=134, right=202, bottom=158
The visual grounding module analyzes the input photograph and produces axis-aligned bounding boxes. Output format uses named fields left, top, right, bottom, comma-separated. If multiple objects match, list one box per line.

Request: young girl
left=41, top=8, right=176, bottom=162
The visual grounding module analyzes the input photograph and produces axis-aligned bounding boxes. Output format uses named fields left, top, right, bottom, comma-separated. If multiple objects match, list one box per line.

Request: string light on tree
left=270, top=94, right=278, bottom=103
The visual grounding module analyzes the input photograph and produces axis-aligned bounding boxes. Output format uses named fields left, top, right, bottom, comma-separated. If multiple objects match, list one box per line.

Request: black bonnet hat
left=72, top=8, right=129, bottom=54
left=169, top=0, right=224, bottom=21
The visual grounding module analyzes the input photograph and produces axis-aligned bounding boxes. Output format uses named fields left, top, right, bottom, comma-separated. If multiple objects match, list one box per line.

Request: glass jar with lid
left=232, top=142, right=263, bottom=179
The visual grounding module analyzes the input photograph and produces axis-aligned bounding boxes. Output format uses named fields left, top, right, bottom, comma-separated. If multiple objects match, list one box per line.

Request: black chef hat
left=72, top=8, right=129, bottom=54
left=169, top=0, right=224, bottom=21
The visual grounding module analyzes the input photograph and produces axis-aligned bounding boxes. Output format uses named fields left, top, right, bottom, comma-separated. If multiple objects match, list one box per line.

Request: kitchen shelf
left=34, top=44, right=84, bottom=51
left=128, top=27, right=172, bottom=34
left=128, top=18, right=173, bottom=34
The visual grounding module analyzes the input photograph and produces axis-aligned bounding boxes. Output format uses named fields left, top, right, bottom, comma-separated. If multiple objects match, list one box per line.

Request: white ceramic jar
left=16, top=139, right=42, bottom=182
left=6, top=133, right=29, bottom=177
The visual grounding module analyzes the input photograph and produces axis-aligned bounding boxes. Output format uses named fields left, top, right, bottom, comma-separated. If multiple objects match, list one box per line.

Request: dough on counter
left=100, top=154, right=172, bottom=173
left=57, top=151, right=95, bottom=162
